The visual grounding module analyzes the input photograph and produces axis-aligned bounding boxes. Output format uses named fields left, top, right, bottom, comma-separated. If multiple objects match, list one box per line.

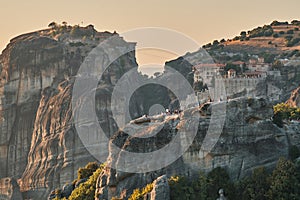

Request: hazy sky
left=1, top=0, right=300, bottom=67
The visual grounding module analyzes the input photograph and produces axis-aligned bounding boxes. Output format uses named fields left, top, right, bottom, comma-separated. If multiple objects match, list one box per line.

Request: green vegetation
left=292, top=20, right=300, bottom=26
left=169, top=168, right=235, bottom=200
left=287, top=38, right=300, bottom=47
left=169, top=157, right=300, bottom=200
left=52, top=162, right=104, bottom=200
left=128, top=183, right=153, bottom=200
left=267, top=158, right=300, bottom=199
left=77, top=162, right=100, bottom=180
left=69, top=167, right=103, bottom=200
left=236, top=167, right=269, bottom=200
left=248, top=25, right=273, bottom=38
left=225, top=63, right=242, bottom=74
left=273, top=103, right=300, bottom=127
left=271, top=20, right=289, bottom=26
left=287, top=29, right=294, bottom=34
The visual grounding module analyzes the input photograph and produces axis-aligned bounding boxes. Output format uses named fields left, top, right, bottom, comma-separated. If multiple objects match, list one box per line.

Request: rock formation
left=0, top=24, right=300, bottom=200
left=95, top=97, right=300, bottom=199
left=0, top=25, right=138, bottom=199
left=286, top=86, right=300, bottom=107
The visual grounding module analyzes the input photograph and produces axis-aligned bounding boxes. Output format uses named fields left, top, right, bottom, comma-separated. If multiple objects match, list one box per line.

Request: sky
left=1, top=0, right=300, bottom=69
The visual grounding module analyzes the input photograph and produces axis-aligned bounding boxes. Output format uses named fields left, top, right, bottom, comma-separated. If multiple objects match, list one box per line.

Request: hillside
left=202, top=20, right=300, bottom=60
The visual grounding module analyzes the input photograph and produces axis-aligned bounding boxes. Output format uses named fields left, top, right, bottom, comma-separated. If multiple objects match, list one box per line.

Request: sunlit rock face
left=0, top=26, right=140, bottom=198
left=286, top=87, right=300, bottom=107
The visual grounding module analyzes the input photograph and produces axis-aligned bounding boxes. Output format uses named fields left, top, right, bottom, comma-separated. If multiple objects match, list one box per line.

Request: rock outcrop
left=95, top=97, right=300, bottom=199
left=286, top=86, right=300, bottom=107
left=0, top=178, right=23, bottom=200
left=0, top=25, right=138, bottom=199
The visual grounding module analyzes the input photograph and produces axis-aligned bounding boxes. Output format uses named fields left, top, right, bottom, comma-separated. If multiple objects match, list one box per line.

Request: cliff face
left=0, top=35, right=66, bottom=179
left=95, top=97, right=300, bottom=199
left=286, top=87, right=300, bottom=107
left=0, top=26, right=139, bottom=198
left=0, top=24, right=300, bottom=200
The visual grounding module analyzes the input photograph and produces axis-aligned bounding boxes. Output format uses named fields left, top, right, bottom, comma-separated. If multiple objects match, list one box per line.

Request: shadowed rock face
left=0, top=26, right=140, bottom=198
left=95, top=97, right=300, bottom=199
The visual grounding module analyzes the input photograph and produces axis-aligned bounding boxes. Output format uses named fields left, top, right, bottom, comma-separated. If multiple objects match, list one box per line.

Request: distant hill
left=202, top=20, right=300, bottom=58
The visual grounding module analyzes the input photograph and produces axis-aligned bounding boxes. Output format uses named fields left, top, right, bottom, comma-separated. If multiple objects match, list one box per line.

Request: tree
left=207, top=167, right=236, bottom=200
left=213, top=40, right=219, bottom=46
left=237, top=167, right=269, bottom=200
left=77, top=162, right=100, bottom=180
left=48, top=21, right=57, bottom=29
left=240, top=31, right=247, bottom=37
left=62, top=21, right=68, bottom=27
left=69, top=167, right=103, bottom=200
left=267, top=157, right=300, bottom=200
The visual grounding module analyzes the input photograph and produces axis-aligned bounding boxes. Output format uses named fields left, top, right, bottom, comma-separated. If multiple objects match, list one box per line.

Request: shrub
left=233, top=36, right=240, bottom=41
left=279, top=31, right=285, bottom=34
left=207, top=167, right=236, bottom=200
left=285, top=35, right=293, bottom=41
left=77, top=162, right=101, bottom=180
left=213, top=40, right=219, bottom=46
left=273, top=33, right=279, bottom=38
left=273, top=103, right=300, bottom=126
left=128, top=183, right=153, bottom=200
left=286, top=38, right=300, bottom=47
left=271, top=20, right=288, bottom=26
left=291, top=20, right=300, bottom=26
left=287, top=29, right=294, bottom=34
left=69, top=166, right=104, bottom=200
left=248, top=25, right=273, bottom=38
left=267, top=158, right=300, bottom=199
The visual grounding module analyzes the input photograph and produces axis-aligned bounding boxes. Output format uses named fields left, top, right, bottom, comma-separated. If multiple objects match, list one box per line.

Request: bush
left=213, top=40, right=219, bottom=46
left=128, top=183, right=153, bottom=200
left=273, top=33, right=279, bottom=38
left=236, top=167, right=269, bottom=200
left=267, top=158, right=300, bottom=199
left=77, top=162, right=101, bottom=180
left=69, top=167, right=103, bottom=200
left=169, top=173, right=208, bottom=200
left=207, top=167, right=236, bottom=200
left=287, top=29, right=294, bottom=34
left=248, top=25, right=273, bottom=38
left=279, top=31, right=285, bottom=34
left=271, top=20, right=288, bottom=26
left=286, top=38, right=300, bottom=47
left=273, top=103, right=300, bottom=126
left=291, top=20, right=300, bottom=26
left=285, top=35, right=293, bottom=41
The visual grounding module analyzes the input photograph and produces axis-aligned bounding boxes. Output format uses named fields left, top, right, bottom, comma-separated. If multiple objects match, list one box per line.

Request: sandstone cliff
left=0, top=25, right=138, bottom=199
